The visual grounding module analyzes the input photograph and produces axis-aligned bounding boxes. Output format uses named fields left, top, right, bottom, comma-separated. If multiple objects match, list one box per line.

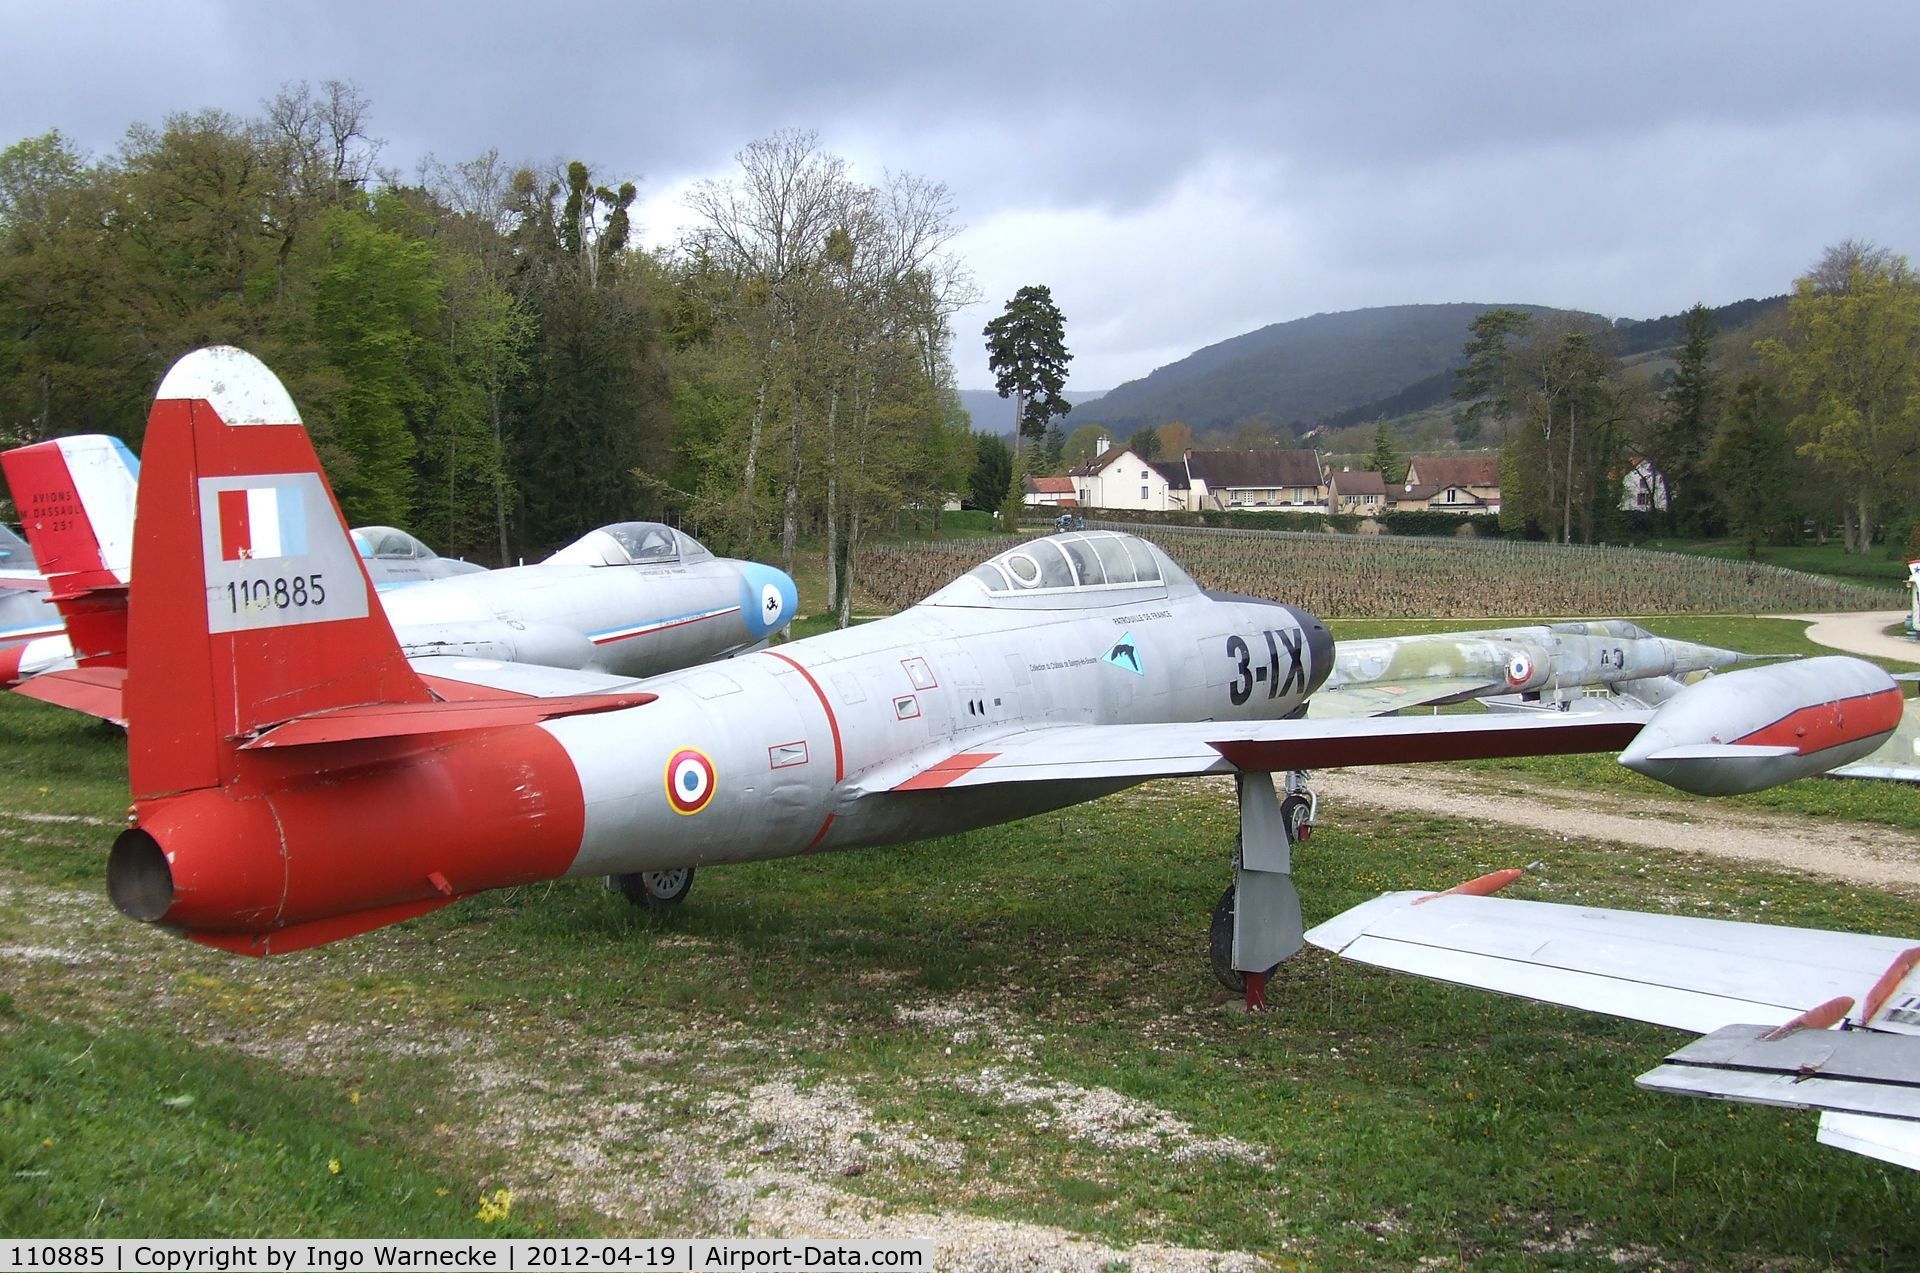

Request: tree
left=1127, top=425, right=1162, bottom=459
left=1156, top=420, right=1194, bottom=458
left=1453, top=307, right=1532, bottom=441
left=1061, top=423, right=1107, bottom=468
left=1763, top=242, right=1920, bottom=555
left=969, top=431, right=1012, bottom=511
left=1364, top=420, right=1403, bottom=483
left=1497, top=318, right=1625, bottom=543
left=1712, top=377, right=1796, bottom=557
left=1650, top=303, right=1720, bottom=534
left=1040, top=421, right=1066, bottom=472
left=312, top=194, right=440, bottom=526
left=983, top=284, right=1071, bottom=454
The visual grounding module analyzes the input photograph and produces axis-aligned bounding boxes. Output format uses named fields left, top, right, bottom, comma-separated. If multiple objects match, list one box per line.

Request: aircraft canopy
left=350, top=526, right=442, bottom=561
left=926, top=531, right=1196, bottom=609
left=0, top=523, right=34, bottom=570
left=545, top=522, right=714, bottom=568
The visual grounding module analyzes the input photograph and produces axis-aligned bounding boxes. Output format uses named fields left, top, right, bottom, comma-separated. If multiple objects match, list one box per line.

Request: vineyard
left=854, top=523, right=1901, bottom=618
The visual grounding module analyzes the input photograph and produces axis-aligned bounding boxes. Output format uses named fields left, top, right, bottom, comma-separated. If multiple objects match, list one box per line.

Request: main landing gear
left=1210, top=770, right=1315, bottom=1011
left=607, top=867, right=695, bottom=909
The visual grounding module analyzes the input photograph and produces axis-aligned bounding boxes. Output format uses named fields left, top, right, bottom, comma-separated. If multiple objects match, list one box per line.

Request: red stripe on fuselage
left=763, top=650, right=844, bottom=781
left=1733, top=687, right=1904, bottom=755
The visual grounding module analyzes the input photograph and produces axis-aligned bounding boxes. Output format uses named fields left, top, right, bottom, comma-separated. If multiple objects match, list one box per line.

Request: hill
left=1047, top=296, right=1792, bottom=443
left=958, top=388, right=1108, bottom=439
left=1068, top=303, right=1573, bottom=434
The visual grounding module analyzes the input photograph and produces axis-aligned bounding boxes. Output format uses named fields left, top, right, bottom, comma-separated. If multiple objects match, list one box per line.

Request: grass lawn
left=4, top=655, right=1920, bottom=1265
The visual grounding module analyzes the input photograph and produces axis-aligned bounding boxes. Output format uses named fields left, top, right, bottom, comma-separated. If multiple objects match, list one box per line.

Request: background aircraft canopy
left=351, top=526, right=443, bottom=560
left=0, top=524, right=34, bottom=570
left=926, top=531, right=1197, bottom=609
left=543, top=522, right=714, bottom=568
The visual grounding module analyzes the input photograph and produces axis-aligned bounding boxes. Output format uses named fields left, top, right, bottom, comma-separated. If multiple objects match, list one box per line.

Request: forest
left=0, top=86, right=975, bottom=621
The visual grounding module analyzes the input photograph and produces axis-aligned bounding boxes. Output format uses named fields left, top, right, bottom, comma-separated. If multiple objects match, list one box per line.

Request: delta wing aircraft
left=1, top=426, right=798, bottom=702
left=76, top=348, right=1903, bottom=1027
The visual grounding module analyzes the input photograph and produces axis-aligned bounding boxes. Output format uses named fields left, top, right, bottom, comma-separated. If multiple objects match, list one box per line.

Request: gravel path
left=1315, top=766, right=1920, bottom=891
left=1775, top=610, right=1920, bottom=664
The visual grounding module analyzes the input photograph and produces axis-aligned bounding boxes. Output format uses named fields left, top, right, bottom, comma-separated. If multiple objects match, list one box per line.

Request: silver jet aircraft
left=380, top=519, right=797, bottom=681
left=85, top=348, right=1902, bottom=1020
left=2, top=425, right=798, bottom=701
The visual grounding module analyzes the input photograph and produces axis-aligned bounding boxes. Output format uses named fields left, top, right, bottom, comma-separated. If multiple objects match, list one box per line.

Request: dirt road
left=1314, top=766, right=1920, bottom=892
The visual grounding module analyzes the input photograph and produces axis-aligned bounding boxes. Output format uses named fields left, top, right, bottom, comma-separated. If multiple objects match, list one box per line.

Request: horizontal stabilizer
left=1638, top=1025, right=1920, bottom=1122
left=243, top=691, right=655, bottom=749
left=14, top=666, right=125, bottom=723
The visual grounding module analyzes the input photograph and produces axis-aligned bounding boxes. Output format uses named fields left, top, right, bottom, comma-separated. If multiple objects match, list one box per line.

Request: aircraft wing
left=1305, top=889, right=1920, bottom=1171
left=407, top=654, right=645, bottom=699
left=1308, top=677, right=1501, bottom=718
left=1304, top=890, right=1917, bottom=1034
left=878, top=711, right=1649, bottom=793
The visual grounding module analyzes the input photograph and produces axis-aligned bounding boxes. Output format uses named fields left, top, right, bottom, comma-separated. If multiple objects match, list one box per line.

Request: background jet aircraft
left=1, top=425, right=798, bottom=702
left=88, top=348, right=1899, bottom=1013
left=350, top=525, right=488, bottom=585
left=379, top=518, right=797, bottom=681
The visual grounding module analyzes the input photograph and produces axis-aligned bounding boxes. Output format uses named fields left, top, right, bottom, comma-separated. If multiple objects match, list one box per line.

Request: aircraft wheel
left=1209, top=886, right=1245, bottom=993
left=611, top=867, right=695, bottom=909
left=1280, top=794, right=1312, bottom=844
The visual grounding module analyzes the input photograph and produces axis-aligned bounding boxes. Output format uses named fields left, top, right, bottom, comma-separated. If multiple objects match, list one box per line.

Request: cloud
left=7, top=1, right=1920, bottom=393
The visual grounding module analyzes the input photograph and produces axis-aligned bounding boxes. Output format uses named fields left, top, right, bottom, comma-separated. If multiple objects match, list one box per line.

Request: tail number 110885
left=225, top=573, right=327, bottom=615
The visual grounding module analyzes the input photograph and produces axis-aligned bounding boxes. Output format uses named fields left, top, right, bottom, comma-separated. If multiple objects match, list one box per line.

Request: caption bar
left=2, top=1240, right=934, bottom=1272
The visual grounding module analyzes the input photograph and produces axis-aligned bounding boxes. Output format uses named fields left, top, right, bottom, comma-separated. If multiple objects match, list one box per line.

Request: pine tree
left=983, top=284, right=1072, bottom=455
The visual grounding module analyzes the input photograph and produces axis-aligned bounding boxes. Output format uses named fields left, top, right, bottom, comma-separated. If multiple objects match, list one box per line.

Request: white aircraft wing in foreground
left=1307, top=885, right=1920, bottom=1171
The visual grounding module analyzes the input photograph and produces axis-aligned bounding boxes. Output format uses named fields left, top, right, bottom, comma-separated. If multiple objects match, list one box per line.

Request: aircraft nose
left=740, top=562, right=799, bottom=637
left=1288, top=606, right=1335, bottom=697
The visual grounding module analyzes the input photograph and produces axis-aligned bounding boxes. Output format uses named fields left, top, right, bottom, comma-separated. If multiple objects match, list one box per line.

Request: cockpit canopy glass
left=544, top=522, right=714, bottom=568
left=0, top=524, right=34, bottom=569
left=926, top=531, right=1193, bottom=608
left=351, top=526, right=436, bottom=560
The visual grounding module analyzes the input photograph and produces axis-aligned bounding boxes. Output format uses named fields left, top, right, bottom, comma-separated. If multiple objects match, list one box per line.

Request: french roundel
left=665, top=747, right=716, bottom=815
left=1504, top=653, right=1533, bottom=687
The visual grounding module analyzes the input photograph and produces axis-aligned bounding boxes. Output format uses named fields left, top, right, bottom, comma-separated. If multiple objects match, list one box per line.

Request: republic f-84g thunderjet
left=81, top=347, right=1903, bottom=1027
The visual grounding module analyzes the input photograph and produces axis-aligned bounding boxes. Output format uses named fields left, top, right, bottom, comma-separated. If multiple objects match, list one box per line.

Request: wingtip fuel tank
left=1620, top=656, right=1902, bottom=795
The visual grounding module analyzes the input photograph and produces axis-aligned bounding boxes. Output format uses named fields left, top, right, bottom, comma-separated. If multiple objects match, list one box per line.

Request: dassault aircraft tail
left=0, top=433, right=139, bottom=674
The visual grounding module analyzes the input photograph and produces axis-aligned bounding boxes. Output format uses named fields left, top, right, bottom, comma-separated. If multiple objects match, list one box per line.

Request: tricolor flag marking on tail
left=217, top=486, right=309, bottom=561
left=198, top=473, right=368, bottom=635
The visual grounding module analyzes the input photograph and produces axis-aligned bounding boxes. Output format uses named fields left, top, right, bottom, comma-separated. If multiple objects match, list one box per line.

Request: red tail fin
left=127, top=346, right=430, bottom=798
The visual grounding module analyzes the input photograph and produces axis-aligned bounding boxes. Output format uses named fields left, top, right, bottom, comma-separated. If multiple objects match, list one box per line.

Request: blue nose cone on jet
left=739, top=562, right=800, bottom=638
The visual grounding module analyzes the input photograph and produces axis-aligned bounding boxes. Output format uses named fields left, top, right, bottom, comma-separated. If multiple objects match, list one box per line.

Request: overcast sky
left=6, top=2, right=1917, bottom=391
